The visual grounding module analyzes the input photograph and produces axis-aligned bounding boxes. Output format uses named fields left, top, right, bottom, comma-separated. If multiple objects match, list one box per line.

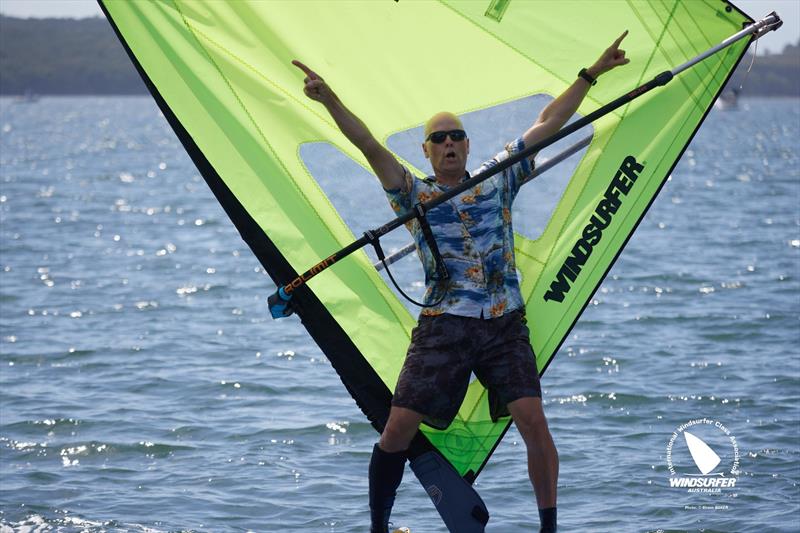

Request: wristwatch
left=578, top=68, right=597, bottom=86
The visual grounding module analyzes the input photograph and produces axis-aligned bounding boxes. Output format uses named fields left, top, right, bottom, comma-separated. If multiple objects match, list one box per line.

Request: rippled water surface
left=1, top=96, right=798, bottom=532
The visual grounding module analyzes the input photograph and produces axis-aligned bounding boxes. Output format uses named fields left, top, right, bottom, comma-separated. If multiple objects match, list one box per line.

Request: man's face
left=422, top=115, right=469, bottom=179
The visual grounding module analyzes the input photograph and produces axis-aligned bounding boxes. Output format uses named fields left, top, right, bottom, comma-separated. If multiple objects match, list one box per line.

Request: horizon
left=0, top=0, right=798, bottom=55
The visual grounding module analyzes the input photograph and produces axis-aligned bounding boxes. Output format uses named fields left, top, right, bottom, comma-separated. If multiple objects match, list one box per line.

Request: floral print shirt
left=385, top=137, right=534, bottom=318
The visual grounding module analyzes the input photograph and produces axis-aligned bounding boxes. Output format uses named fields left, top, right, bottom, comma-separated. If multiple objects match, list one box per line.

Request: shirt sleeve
left=495, top=137, right=535, bottom=200
left=383, top=165, right=416, bottom=215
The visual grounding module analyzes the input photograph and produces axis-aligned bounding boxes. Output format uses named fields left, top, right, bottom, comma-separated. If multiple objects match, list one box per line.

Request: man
left=293, top=31, right=629, bottom=533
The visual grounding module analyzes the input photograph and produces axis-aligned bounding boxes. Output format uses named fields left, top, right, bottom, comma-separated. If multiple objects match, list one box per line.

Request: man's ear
left=422, top=142, right=430, bottom=159
left=466, top=138, right=470, bottom=155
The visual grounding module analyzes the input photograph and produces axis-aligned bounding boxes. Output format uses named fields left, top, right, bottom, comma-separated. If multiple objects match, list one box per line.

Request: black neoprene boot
left=539, top=506, right=557, bottom=533
left=368, top=443, right=406, bottom=533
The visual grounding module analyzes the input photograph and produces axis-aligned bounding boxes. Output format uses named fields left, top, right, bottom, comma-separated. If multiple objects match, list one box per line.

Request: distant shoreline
left=1, top=15, right=798, bottom=97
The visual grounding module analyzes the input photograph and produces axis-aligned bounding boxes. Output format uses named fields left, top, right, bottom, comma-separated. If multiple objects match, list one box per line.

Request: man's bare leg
left=370, top=406, right=424, bottom=533
left=380, top=406, right=425, bottom=451
left=507, top=397, right=558, bottom=531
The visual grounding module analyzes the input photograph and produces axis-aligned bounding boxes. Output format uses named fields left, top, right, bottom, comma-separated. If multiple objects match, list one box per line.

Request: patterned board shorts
left=391, top=310, right=542, bottom=430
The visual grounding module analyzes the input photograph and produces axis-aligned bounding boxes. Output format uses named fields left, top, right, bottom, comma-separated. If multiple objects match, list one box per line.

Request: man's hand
left=292, top=59, right=334, bottom=105
left=522, top=31, right=631, bottom=148
left=289, top=59, right=405, bottom=191
left=588, top=31, right=630, bottom=78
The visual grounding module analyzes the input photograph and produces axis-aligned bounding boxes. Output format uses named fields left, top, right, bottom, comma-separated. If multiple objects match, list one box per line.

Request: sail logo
left=543, top=155, right=645, bottom=303
left=684, top=431, right=721, bottom=475
left=666, top=418, right=740, bottom=494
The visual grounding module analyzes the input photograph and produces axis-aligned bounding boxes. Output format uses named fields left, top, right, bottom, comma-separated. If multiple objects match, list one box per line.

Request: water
left=0, top=96, right=798, bottom=532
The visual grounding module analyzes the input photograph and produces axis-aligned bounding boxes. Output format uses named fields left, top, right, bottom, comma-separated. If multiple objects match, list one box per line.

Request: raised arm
left=292, top=60, right=406, bottom=191
left=522, top=31, right=630, bottom=148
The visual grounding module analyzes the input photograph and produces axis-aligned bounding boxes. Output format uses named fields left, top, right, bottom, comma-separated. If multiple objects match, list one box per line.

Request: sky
left=0, top=0, right=798, bottom=55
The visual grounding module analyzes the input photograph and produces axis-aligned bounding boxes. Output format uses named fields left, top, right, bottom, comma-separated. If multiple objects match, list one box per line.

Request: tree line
left=0, top=16, right=145, bottom=95
left=0, top=15, right=797, bottom=96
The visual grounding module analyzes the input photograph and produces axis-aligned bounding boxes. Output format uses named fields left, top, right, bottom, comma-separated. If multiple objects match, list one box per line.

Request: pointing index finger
left=291, top=59, right=318, bottom=80
left=612, top=30, right=629, bottom=49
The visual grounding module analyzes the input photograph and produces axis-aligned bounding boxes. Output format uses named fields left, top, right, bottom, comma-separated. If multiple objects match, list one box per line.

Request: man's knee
left=380, top=407, right=423, bottom=452
left=508, top=397, right=550, bottom=441
left=515, top=410, right=549, bottom=440
left=379, top=427, right=411, bottom=453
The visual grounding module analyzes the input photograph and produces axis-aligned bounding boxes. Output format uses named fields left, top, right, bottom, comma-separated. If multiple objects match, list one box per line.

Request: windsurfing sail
left=100, top=0, right=762, bottom=483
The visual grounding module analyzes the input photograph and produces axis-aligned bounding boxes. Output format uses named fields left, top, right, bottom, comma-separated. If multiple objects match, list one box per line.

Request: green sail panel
left=100, top=0, right=753, bottom=479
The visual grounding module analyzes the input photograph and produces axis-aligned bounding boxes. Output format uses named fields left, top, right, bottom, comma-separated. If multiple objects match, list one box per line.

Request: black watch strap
left=578, top=67, right=597, bottom=86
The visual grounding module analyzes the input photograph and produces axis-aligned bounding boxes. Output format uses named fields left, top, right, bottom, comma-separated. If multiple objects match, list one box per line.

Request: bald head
left=421, top=111, right=469, bottom=185
left=424, top=111, right=464, bottom=139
